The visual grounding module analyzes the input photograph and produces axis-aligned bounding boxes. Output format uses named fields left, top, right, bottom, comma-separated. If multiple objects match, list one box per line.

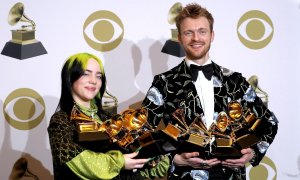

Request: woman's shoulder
left=49, top=111, right=69, bottom=125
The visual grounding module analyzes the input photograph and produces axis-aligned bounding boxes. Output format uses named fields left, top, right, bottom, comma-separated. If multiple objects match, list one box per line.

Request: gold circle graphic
left=246, top=156, right=277, bottom=179
left=3, top=88, right=45, bottom=130
left=83, top=10, right=124, bottom=52
left=237, top=10, right=274, bottom=49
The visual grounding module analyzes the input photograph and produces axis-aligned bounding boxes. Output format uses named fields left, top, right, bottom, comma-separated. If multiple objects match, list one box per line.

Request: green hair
left=57, top=52, right=107, bottom=115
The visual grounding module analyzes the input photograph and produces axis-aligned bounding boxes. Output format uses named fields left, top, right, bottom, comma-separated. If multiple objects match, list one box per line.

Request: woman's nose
left=89, top=77, right=97, bottom=85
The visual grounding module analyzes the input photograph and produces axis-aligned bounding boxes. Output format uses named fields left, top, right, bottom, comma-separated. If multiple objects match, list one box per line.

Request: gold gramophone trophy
left=70, top=104, right=110, bottom=142
left=102, top=90, right=118, bottom=115
left=161, top=2, right=185, bottom=57
left=105, top=108, right=163, bottom=158
left=160, top=109, right=211, bottom=156
left=1, top=2, right=47, bottom=60
left=248, top=75, right=269, bottom=107
left=10, top=157, right=39, bottom=180
left=160, top=101, right=262, bottom=159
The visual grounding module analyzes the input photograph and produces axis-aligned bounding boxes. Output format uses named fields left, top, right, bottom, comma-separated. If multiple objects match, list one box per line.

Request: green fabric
left=74, top=101, right=101, bottom=123
left=66, top=149, right=125, bottom=180
left=140, top=155, right=170, bottom=179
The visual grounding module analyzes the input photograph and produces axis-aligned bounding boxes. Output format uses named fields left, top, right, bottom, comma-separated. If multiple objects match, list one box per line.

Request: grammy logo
left=10, top=157, right=39, bottom=180
left=1, top=2, right=47, bottom=60
left=161, top=2, right=185, bottom=57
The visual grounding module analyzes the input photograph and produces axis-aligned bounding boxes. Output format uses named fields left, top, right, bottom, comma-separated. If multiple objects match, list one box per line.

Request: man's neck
left=185, top=57, right=212, bottom=66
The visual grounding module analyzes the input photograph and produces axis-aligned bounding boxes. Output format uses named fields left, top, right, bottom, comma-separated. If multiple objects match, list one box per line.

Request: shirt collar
left=185, top=58, right=212, bottom=69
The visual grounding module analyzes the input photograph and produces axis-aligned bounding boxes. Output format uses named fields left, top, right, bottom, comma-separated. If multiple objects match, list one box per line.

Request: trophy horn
left=247, top=75, right=269, bottom=106
left=8, top=2, right=36, bottom=30
left=10, top=157, right=39, bottom=180
left=103, top=90, right=118, bottom=114
left=167, top=2, right=183, bottom=25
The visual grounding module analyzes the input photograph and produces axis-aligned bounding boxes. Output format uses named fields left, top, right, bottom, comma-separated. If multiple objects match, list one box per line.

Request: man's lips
left=190, top=42, right=204, bottom=48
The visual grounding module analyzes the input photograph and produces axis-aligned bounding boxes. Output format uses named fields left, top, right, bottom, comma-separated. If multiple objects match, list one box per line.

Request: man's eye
left=200, top=31, right=207, bottom=35
left=184, top=32, right=192, bottom=36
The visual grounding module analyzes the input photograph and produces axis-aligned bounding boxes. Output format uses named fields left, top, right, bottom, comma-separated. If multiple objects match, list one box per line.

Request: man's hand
left=173, top=152, right=221, bottom=169
left=222, top=148, right=254, bottom=169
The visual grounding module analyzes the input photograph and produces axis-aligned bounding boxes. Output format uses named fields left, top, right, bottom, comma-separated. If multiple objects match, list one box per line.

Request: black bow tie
left=190, top=63, right=213, bottom=81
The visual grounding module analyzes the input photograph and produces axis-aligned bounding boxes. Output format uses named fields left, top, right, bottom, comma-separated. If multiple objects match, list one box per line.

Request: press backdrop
left=0, top=1, right=299, bottom=179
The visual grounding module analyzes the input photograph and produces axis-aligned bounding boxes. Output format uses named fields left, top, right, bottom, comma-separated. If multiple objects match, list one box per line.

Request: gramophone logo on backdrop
left=161, top=2, right=185, bottom=57
left=1, top=2, right=47, bottom=60
left=3, top=88, right=45, bottom=130
left=83, top=10, right=124, bottom=52
left=237, top=10, right=274, bottom=49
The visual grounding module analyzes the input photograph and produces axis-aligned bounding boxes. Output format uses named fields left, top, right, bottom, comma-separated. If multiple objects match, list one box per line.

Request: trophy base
left=78, top=131, right=110, bottom=142
left=177, top=140, right=243, bottom=160
left=234, top=134, right=260, bottom=149
left=213, top=146, right=242, bottom=160
left=1, top=41, right=47, bottom=60
left=161, top=39, right=185, bottom=57
left=133, top=140, right=166, bottom=159
left=128, top=131, right=176, bottom=159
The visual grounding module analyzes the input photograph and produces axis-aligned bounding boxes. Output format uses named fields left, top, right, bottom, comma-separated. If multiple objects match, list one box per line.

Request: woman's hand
left=123, top=152, right=149, bottom=170
left=173, top=152, right=221, bottom=169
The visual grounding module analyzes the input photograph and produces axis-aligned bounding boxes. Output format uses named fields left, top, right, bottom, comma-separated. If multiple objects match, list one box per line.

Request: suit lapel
left=212, top=62, right=228, bottom=113
left=174, top=61, right=204, bottom=122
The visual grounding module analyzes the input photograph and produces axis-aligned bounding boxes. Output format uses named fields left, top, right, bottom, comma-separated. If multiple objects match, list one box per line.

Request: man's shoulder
left=215, top=62, right=242, bottom=78
left=157, top=61, right=186, bottom=78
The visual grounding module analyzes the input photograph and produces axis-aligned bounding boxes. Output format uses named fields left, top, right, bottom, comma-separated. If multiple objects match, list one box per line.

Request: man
left=142, top=3, right=278, bottom=180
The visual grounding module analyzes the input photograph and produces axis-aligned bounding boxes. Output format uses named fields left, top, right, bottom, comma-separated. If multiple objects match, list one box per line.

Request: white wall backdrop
left=0, top=1, right=299, bottom=179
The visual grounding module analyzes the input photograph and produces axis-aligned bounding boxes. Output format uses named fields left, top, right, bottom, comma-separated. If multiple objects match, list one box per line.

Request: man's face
left=178, top=17, right=214, bottom=63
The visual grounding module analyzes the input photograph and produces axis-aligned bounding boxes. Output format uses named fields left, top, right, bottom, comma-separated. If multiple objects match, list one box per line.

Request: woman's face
left=72, top=58, right=102, bottom=107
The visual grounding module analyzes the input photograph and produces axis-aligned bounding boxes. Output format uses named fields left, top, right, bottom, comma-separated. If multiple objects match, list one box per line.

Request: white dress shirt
left=185, top=58, right=214, bottom=129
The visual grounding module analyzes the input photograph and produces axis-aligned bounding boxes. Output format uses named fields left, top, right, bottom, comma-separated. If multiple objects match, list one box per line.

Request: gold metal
left=215, top=137, right=232, bottom=147
left=249, top=119, right=261, bottom=131
left=248, top=75, right=269, bottom=106
left=186, top=134, right=207, bottom=146
left=103, top=108, right=153, bottom=149
left=243, top=109, right=256, bottom=125
left=105, top=114, right=123, bottom=136
left=102, top=90, right=118, bottom=115
left=70, top=105, right=94, bottom=122
left=162, top=123, right=182, bottom=140
left=216, top=112, right=229, bottom=133
left=138, top=131, right=155, bottom=146
left=11, top=30, right=36, bottom=44
left=122, top=108, right=148, bottom=131
left=228, top=101, right=242, bottom=120
left=2, top=2, right=47, bottom=60
left=167, top=2, right=183, bottom=25
left=8, top=2, right=36, bottom=30
left=70, top=105, right=106, bottom=134
left=171, top=109, right=189, bottom=130
left=78, top=122, right=99, bottom=132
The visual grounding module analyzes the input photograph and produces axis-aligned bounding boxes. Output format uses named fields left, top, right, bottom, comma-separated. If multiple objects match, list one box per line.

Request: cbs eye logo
left=3, top=88, right=45, bottom=130
left=237, top=10, right=274, bottom=49
left=246, top=156, right=277, bottom=180
left=83, top=10, right=124, bottom=52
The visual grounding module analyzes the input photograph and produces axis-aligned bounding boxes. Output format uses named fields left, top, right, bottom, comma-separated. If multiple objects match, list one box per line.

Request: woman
left=48, top=53, right=169, bottom=180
